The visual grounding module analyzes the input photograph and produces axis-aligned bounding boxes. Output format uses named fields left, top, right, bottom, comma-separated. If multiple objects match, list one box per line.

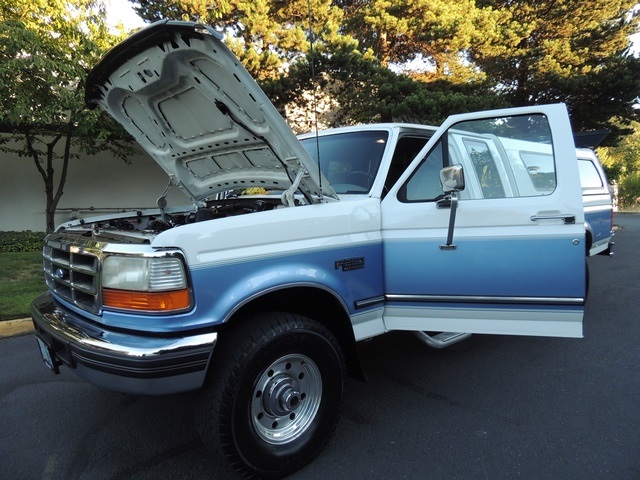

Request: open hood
left=86, top=20, right=336, bottom=204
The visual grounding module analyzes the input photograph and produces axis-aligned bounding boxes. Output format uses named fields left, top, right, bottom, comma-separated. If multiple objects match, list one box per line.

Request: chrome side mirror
left=440, top=164, right=465, bottom=194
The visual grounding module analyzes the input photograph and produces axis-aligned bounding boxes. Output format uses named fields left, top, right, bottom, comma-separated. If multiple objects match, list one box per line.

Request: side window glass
left=462, top=138, right=506, bottom=199
left=383, top=136, right=430, bottom=198
left=577, top=159, right=603, bottom=190
left=518, top=152, right=556, bottom=194
left=398, top=113, right=556, bottom=203
left=398, top=141, right=446, bottom=202
left=452, top=114, right=556, bottom=199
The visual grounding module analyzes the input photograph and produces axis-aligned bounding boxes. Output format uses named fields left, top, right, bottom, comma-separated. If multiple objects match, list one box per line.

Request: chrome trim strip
left=355, top=295, right=386, bottom=309
left=385, top=294, right=584, bottom=306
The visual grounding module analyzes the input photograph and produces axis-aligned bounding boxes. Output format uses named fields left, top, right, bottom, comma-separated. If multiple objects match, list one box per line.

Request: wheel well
left=224, top=286, right=366, bottom=381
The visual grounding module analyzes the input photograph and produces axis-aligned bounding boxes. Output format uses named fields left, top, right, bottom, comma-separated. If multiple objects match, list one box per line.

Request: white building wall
left=0, top=143, right=185, bottom=232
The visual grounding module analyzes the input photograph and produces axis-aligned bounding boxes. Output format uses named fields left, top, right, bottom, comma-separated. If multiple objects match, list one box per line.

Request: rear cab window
left=578, top=158, right=605, bottom=191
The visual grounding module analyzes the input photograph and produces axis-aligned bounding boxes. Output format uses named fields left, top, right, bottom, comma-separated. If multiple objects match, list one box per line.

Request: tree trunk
left=26, top=128, right=71, bottom=233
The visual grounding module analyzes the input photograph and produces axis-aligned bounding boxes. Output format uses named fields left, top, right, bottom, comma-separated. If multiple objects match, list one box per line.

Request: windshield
left=300, top=131, right=389, bottom=194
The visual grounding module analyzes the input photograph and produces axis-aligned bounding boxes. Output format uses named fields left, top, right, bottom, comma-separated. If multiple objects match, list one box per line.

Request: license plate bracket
left=36, top=336, right=60, bottom=374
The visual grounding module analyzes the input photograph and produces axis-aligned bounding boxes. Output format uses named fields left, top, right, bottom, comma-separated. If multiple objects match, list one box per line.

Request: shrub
left=618, top=173, right=640, bottom=209
left=0, top=231, right=46, bottom=253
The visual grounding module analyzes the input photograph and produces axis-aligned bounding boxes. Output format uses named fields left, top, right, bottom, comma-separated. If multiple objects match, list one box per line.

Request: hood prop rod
left=282, top=163, right=309, bottom=207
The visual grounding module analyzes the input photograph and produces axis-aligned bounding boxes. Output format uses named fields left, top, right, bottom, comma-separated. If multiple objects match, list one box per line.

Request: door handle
left=530, top=213, right=576, bottom=224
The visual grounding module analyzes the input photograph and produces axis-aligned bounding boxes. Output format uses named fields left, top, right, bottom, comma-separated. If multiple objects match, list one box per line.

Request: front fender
left=183, top=243, right=384, bottom=331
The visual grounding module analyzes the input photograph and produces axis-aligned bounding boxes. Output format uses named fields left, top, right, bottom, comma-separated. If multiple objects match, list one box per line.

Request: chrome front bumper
left=31, top=292, right=217, bottom=395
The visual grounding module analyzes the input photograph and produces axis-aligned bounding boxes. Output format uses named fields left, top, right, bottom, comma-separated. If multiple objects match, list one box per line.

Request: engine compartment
left=57, top=195, right=287, bottom=238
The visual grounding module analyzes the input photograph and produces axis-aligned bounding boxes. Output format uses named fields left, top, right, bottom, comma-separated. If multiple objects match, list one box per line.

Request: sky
left=105, top=0, right=145, bottom=30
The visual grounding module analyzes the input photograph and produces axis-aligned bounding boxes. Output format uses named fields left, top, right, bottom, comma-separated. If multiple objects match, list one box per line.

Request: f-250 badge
left=335, top=257, right=365, bottom=272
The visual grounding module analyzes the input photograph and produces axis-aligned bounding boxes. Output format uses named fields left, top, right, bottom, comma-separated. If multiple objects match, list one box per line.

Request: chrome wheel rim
left=251, top=353, right=322, bottom=445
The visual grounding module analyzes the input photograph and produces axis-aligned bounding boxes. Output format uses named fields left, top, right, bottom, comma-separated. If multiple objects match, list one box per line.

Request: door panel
left=381, top=104, right=585, bottom=338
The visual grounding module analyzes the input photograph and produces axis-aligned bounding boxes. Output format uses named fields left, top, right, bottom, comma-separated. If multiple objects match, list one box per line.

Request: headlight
left=103, top=256, right=187, bottom=291
left=102, top=255, right=191, bottom=313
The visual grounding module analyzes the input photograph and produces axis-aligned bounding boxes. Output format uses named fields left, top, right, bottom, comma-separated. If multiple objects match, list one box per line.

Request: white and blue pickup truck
left=31, top=21, right=587, bottom=478
left=577, top=148, right=614, bottom=256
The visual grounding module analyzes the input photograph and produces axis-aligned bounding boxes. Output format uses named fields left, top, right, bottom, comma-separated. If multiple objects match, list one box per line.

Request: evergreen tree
left=336, top=0, right=506, bottom=81
left=470, top=0, right=640, bottom=143
left=284, top=48, right=507, bottom=126
left=131, top=0, right=639, bottom=139
left=134, top=0, right=352, bottom=82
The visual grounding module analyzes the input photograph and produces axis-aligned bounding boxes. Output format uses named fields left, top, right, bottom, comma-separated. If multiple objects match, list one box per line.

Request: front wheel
left=196, top=312, right=346, bottom=478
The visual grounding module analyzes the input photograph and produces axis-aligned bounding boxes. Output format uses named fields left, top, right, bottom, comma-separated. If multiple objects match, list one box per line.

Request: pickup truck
left=577, top=148, right=614, bottom=256
left=31, top=20, right=587, bottom=478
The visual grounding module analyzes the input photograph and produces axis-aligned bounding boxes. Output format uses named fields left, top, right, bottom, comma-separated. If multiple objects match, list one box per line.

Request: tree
left=131, top=0, right=639, bottom=139
left=336, top=0, right=506, bottom=81
left=133, top=0, right=506, bottom=127
left=279, top=47, right=507, bottom=128
left=335, top=0, right=640, bottom=139
left=469, top=0, right=640, bottom=143
left=134, top=0, right=352, bottom=82
left=598, top=121, right=640, bottom=207
left=0, top=0, right=138, bottom=232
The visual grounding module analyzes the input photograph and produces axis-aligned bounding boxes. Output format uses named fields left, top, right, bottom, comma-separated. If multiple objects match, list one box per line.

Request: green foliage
left=597, top=122, right=640, bottom=209
left=135, top=0, right=232, bottom=22
left=0, top=0, right=139, bottom=232
left=337, top=0, right=508, bottom=80
left=470, top=0, right=640, bottom=144
left=600, top=144, right=637, bottom=182
left=0, top=251, right=46, bottom=319
left=276, top=47, right=506, bottom=129
left=135, top=0, right=351, bottom=81
left=324, top=53, right=507, bottom=125
left=132, top=0, right=639, bottom=142
left=618, top=172, right=640, bottom=208
left=0, top=231, right=46, bottom=253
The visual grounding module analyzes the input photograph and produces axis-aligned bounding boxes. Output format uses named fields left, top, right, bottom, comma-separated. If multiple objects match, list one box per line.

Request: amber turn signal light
left=102, top=288, right=191, bottom=312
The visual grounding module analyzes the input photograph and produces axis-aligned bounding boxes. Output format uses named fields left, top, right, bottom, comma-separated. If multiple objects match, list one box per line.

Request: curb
left=0, top=318, right=34, bottom=339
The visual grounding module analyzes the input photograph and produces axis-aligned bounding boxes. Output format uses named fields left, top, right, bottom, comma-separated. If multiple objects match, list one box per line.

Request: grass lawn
left=0, top=252, right=46, bottom=320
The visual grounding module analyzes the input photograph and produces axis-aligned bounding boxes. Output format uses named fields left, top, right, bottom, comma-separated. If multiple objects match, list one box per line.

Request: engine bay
left=57, top=195, right=289, bottom=238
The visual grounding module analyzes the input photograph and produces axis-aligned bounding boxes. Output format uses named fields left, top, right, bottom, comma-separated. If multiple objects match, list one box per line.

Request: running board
left=414, top=331, right=471, bottom=349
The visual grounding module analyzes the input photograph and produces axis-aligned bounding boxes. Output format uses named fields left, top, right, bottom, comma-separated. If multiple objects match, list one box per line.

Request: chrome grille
left=43, top=243, right=100, bottom=314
